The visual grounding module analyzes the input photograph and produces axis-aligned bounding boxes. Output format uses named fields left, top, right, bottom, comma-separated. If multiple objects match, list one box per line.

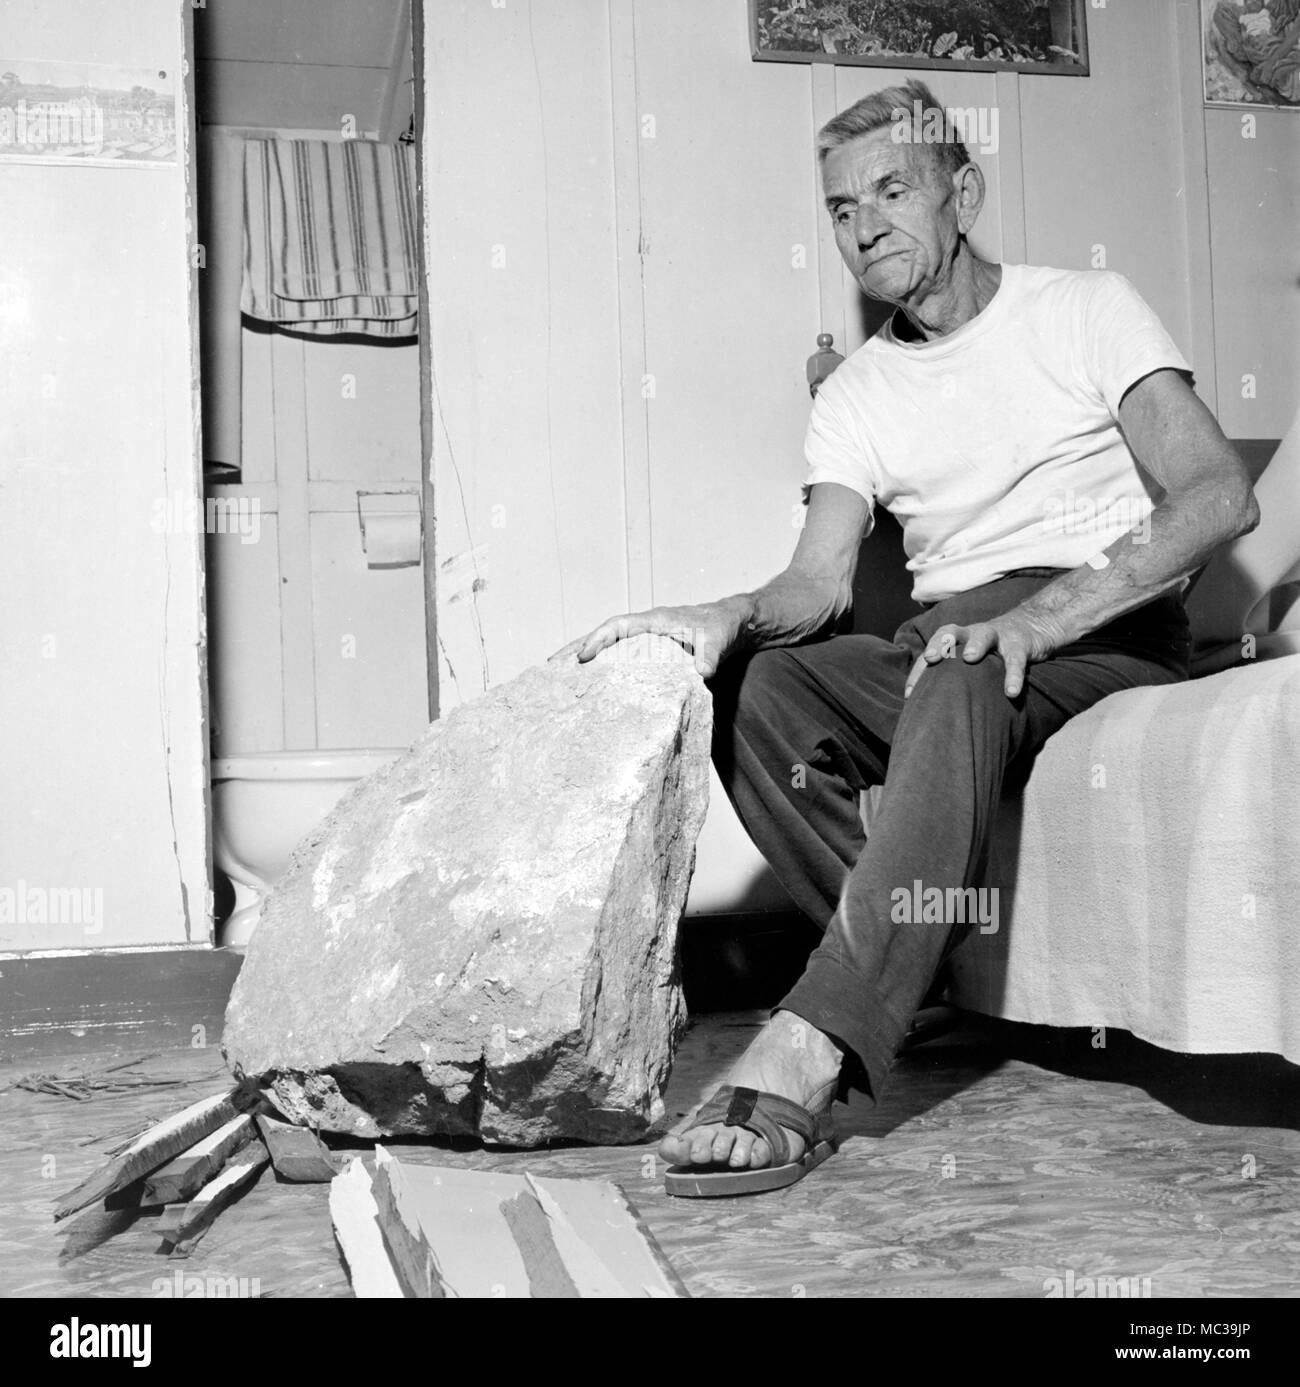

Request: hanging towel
left=242, top=137, right=419, bottom=338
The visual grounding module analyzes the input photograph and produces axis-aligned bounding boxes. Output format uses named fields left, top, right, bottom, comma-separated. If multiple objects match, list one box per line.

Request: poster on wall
left=0, top=59, right=177, bottom=166
left=1202, top=0, right=1300, bottom=107
left=748, top=0, right=1089, bottom=75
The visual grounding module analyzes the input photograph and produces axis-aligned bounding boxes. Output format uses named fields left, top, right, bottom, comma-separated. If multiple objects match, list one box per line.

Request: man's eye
left=885, top=185, right=906, bottom=200
left=834, top=207, right=853, bottom=224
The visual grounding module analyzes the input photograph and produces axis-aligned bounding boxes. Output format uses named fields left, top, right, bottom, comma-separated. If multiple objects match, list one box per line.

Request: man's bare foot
left=659, top=1011, right=843, bottom=1171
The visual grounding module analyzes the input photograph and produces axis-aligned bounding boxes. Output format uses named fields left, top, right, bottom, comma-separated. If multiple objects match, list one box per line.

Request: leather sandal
left=662, top=1084, right=837, bottom=1198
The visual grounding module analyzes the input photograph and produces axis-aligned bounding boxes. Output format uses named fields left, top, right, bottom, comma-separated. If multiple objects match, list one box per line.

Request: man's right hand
left=547, top=596, right=753, bottom=678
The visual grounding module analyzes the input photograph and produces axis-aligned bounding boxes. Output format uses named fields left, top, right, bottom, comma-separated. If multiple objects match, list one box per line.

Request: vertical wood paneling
left=206, top=517, right=284, bottom=757
left=1204, top=108, right=1300, bottom=439
left=269, top=334, right=318, bottom=749
left=632, top=0, right=820, bottom=607
left=0, top=0, right=207, bottom=948
left=1019, top=0, right=1190, bottom=350
left=309, top=512, right=429, bottom=749
left=609, top=0, right=655, bottom=614
left=423, top=0, right=627, bottom=709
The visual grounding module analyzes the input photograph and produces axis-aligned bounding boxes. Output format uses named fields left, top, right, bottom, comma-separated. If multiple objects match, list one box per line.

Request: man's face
left=822, top=127, right=963, bottom=307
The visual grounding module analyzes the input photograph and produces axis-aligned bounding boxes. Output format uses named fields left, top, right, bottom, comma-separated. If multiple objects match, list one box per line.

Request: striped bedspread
left=949, top=653, right=1300, bottom=1064
left=242, top=138, right=418, bottom=337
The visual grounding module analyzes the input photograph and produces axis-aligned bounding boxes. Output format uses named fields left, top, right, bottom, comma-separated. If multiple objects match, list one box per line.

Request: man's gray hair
left=817, top=79, right=971, bottom=179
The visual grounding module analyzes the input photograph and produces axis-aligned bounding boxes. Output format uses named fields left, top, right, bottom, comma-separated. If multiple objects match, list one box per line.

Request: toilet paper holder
left=356, top=489, right=424, bottom=569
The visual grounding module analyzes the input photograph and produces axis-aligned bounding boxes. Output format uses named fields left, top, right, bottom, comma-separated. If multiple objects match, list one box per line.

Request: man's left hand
left=903, top=609, right=1061, bottom=701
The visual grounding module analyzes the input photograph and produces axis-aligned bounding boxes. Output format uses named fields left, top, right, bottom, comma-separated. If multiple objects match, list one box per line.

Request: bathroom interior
left=199, top=0, right=429, bottom=947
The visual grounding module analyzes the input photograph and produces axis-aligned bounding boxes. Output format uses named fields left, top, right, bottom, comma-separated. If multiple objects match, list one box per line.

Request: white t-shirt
left=803, top=263, right=1192, bottom=603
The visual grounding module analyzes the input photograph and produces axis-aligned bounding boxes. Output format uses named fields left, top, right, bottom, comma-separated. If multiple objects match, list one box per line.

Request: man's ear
left=953, top=162, right=985, bottom=236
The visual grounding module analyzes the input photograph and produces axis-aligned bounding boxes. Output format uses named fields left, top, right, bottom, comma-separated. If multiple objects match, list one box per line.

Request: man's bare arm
left=550, top=482, right=871, bottom=676
left=907, top=369, right=1259, bottom=698
left=734, top=482, right=870, bottom=648
left=1013, top=370, right=1259, bottom=646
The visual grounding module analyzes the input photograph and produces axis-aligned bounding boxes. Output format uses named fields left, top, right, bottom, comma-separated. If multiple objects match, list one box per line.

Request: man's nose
left=853, top=206, right=888, bottom=252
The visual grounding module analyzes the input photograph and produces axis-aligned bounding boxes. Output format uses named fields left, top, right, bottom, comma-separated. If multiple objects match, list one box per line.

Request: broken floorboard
left=162, top=1139, right=271, bottom=1258
left=141, top=1114, right=256, bottom=1206
left=255, top=1112, right=338, bottom=1182
left=352, top=1146, right=688, bottom=1298
left=52, top=1082, right=260, bottom=1221
left=329, top=1159, right=404, bottom=1299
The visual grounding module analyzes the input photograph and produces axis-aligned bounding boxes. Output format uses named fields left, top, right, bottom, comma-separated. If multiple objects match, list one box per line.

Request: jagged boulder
left=221, top=635, right=712, bottom=1146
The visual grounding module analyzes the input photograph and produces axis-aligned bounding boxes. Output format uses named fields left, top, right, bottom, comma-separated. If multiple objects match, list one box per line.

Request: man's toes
left=706, top=1127, right=737, bottom=1165
left=658, top=1132, right=690, bottom=1165
left=728, top=1130, right=767, bottom=1169
left=689, top=1125, right=721, bottom=1164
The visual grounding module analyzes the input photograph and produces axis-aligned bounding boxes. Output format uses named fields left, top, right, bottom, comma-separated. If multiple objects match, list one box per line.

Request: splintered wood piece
left=375, top=1153, right=539, bottom=1298
left=368, top=1147, right=450, bottom=1298
left=141, top=1114, right=255, bottom=1206
left=164, top=1138, right=270, bottom=1258
left=498, top=1190, right=580, bottom=1298
left=156, top=1203, right=189, bottom=1238
left=329, top=1157, right=405, bottom=1299
left=365, top=1153, right=687, bottom=1298
left=255, top=1111, right=338, bottom=1182
left=53, top=1083, right=258, bottom=1221
left=526, top=1174, right=689, bottom=1298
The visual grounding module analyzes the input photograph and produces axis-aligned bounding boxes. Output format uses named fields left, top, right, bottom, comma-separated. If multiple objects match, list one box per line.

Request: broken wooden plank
left=329, top=1157, right=405, bottom=1299
left=526, top=1174, right=689, bottom=1298
left=366, top=1152, right=687, bottom=1298
left=164, top=1138, right=270, bottom=1258
left=53, top=1082, right=258, bottom=1221
left=255, top=1111, right=338, bottom=1182
left=156, top=1202, right=189, bottom=1239
left=368, top=1147, right=449, bottom=1298
left=499, top=1190, right=580, bottom=1298
left=141, top=1114, right=255, bottom=1206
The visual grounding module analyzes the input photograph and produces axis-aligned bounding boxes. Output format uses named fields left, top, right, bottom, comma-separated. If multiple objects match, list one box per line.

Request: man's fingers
left=906, top=626, right=963, bottom=697
left=924, top=627, right=963, bottom=664
left=547, top=635, right=589, bottom=664
left=960, top=624, right=997, bottom=662
left=549, top=610, right=699, bottom=666
left=1001, top=645, right=1028, bottom=698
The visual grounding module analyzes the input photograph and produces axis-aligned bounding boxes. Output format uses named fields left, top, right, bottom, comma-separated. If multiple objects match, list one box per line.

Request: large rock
left=221, top=635, right=712, bottom=1147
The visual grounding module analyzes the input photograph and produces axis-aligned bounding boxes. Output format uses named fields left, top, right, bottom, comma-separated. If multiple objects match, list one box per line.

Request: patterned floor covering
left=2, top=1013, right=1297, bottom=1298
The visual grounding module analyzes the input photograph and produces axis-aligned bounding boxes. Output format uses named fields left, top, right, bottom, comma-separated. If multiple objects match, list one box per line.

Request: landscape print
left=750, top=0, right=1089, bottom=75
left=0, top=59, right=177, bottom=166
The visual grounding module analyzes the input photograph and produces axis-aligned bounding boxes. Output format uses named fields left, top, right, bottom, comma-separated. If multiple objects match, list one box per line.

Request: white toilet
left=210, top=748, right=405, bottom=948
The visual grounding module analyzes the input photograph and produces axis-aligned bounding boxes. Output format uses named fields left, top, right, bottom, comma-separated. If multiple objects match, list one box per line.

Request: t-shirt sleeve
left=801, top=374, right=879, bottom=520
left=1081, top=272, right=1192, bottom=417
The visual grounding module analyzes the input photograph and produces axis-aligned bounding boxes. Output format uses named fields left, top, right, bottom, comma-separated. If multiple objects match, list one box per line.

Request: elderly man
left=553, top=80, right=1258, bottom=1196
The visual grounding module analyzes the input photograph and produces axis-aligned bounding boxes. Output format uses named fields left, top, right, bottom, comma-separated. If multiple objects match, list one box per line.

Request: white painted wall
left=1205, top=107, right=1300, bottom=439
left=0, top=0, right=208, bottom=950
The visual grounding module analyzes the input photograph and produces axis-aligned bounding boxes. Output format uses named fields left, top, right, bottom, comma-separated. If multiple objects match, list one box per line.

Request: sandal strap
left=690, top=1085, right=820, bottom=1166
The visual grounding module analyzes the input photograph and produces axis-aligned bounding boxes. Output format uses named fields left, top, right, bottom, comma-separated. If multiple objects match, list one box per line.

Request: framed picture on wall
left=748, top=0, right=1089, bottom=76
left=0, top=59, right=177, bottom=167
left=1202, top=0, right=1300, bottom=108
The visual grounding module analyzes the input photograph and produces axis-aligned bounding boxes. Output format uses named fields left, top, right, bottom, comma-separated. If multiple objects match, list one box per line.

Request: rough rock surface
left=221, top=635, right=712, bottom=1146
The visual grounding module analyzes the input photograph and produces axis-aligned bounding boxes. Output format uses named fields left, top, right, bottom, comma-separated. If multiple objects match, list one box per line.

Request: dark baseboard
left=0, top=947, right=244, bottom=1063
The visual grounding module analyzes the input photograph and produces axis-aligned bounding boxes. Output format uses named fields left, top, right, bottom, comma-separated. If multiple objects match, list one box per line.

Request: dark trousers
left=707, top=569, right=1191, bottom=1103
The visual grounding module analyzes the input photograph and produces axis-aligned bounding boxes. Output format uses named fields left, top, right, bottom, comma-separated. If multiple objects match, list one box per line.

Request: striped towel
left=242, top=138, right=418, bottom=338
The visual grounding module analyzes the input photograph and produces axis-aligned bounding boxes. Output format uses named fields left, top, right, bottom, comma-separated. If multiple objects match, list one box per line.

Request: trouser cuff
left=777, top=951, right=915, bottom=1106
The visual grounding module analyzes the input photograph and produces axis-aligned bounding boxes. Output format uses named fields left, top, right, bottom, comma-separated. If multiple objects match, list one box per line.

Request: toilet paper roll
left=363, top=511, right=422, bottom=569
